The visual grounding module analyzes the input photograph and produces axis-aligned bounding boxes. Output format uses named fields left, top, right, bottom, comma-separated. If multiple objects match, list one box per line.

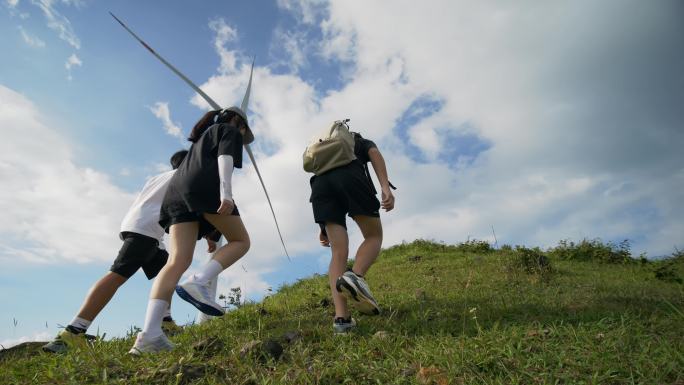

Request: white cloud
left=209, top=18, right=238, bottom=74
left=18, top=25, right=45, bottom=47
left=270, top=28, right=308, bottom=73
left=64, top=52, right=81, bottom=68
left=276, top=0, right=325, bottom=25
left=4, top=0, right=30, bottom=18
left=0, top=331, right=52, bottom=350
left=149, top=102, right=185, bottom=142
left=31, top=0, right=80, bottom=49
left=152, top=162, right=172, bottom=173
left=187, top=0, right=683, bottom=301
left=64, top=52, right=81, bottom=80
left=0, top=85, right=133, bottom=264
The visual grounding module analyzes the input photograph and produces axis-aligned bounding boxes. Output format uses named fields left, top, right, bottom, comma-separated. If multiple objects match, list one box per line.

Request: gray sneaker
left=42, top=328, right=89, bottom=353
left=176, top=280, right=225, bottom=316
left=128, top=332, right=174, bottom=355
left=336, top=271, right=381, bottom=315
left=333, top=317, right=357, bottom=334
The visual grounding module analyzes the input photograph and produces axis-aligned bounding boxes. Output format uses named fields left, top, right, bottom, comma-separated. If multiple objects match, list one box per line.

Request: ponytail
left=188, top=110, right=220, bottom=143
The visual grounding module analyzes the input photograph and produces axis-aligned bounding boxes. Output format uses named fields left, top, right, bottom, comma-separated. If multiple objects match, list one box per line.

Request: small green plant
left=219, top=287, right=243, bottom=309
left=549, top=238, right=633, bottom=264
left=654, top=263, right=682, bottom=284
left=507, top=246, right=552, bottom=281
left=125, top=325, right=141, bottom=339
left=456, top=238, right=493, bottom=254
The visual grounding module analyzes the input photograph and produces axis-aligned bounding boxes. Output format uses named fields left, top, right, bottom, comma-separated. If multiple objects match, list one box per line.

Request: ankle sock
left=191, top=259, right=223, bottom=285
left=142, top=299, right=169, bottom=339
left=68, top=316, right=91, bottom=332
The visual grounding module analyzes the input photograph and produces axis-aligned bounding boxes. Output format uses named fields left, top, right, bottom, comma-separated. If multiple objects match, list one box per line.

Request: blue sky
left=1, top=0, right=683, bottom=347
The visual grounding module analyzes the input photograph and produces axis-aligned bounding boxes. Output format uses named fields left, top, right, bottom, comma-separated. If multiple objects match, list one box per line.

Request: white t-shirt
left=120, top=170, right=175, bottom=242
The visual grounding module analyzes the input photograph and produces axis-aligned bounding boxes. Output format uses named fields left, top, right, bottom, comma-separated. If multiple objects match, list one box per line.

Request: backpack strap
left=354, top=132, right=398, bottom=192
left=363, top=162, right=378, bottom=195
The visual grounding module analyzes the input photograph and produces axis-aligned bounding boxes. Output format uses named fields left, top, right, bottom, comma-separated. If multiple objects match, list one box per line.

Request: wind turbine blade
left=111, top=13, right=290, bottom=260
left=244, top=144, right=290, bottom=260
left=109, top=12, right=221, bottom=110
left=240, top=57, right=255, bottom=113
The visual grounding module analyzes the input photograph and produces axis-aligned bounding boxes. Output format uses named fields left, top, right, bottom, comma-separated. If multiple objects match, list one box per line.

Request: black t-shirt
left=353, top=134, right=377, bottom=164
left=166, top=123, right=243, bottom=213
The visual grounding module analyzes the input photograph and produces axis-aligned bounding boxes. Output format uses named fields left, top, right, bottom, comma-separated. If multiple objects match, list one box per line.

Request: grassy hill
left=1, top=239, right=683, bottom=384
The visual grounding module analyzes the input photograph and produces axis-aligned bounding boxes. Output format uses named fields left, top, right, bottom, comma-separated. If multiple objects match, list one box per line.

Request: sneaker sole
left=175, top=285, right=225, bottom=317
left=336, top=276, right=380, bottom=315
left=128, top=344, right=173, bottom=355
left=42, top=342, right=67, bottom=354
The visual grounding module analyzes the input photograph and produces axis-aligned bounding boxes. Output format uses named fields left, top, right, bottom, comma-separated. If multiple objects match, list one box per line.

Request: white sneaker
left=175, top=280, right=225, bottom=316
left=336, top=271, right=381, bottom=315
left=128, top=332, right=174, bottom=355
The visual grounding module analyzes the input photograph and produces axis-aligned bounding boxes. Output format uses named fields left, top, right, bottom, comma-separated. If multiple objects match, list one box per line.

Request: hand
left=217, top=198, right=234, bottom=215
left=319, top=229, right=330, bottom=247
left=206, top=239, right=217, bottom=253
left=381, top=188, right=395, bottom=212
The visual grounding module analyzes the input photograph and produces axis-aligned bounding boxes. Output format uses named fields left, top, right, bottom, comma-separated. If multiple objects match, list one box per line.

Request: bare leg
left=202, top=213, right=250, bottom=269
left=76, top=272, right=127, bottom=321
left=325, top=223, right=350, bottom=318
left=150, top=222, right=199, bottom=301
left=350, top=215, right=383, bottom=275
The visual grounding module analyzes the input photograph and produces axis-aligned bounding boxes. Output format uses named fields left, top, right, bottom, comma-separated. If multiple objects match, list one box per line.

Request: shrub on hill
left=455, top=238, right=493, bottom=254
left=504, top=246, right=553, bottom=282
left=548, top=238, right=635, bottom=264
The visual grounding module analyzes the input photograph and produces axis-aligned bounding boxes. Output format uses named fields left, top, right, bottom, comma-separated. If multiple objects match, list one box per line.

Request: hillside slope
left=1, top=239, right=683, bottom=384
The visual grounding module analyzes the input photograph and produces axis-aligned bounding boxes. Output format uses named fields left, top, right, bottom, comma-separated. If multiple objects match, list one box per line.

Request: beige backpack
left=303, top=119, right=356, bottom=175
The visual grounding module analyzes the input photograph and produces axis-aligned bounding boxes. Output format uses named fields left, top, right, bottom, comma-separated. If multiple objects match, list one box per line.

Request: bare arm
left=368, top=147, right=395, bottom=211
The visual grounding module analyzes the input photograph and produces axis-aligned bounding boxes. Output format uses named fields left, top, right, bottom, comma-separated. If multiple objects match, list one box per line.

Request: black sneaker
left=333, top=316, right=356, bottom=334
left=336, top=271, right=381, bottom=315
left=161, top=317, right=182, bottom=336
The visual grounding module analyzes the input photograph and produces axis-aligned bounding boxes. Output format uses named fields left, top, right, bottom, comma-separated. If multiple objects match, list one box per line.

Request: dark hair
left=188, top=109, right=249, bottom=143
left=188, top=110, right=220, bottom=143
left=170, top=149, right=188, bottom=169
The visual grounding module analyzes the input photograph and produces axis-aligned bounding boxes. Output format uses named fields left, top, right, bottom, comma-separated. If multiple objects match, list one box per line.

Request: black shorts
left=110, top=232, right=169, bottom=279
left=159, top=183, right=239, bottom=240
left=163, top=206, right=238, bottom=240
left=310, top=161, right=380, bottom=230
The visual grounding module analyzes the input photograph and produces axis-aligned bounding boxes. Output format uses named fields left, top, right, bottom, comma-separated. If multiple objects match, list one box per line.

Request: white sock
left=142, top=299, right=168, bottom=339
left=68, top=316, right=91, bottom=331
left=163, top=305, right=172, bottom=319
left=191, top=259, right=223, bottom=285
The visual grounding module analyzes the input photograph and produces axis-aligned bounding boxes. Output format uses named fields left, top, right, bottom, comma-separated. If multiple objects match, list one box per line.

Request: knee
left=168, top=254, right=192, bottom=271
left=238, top=233, right=251, bottom=253
left=242, top=238, right=251, bottom=254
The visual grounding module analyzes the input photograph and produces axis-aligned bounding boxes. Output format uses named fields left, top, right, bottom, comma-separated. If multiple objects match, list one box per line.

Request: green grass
left=2, top=239, right=683, bottom=384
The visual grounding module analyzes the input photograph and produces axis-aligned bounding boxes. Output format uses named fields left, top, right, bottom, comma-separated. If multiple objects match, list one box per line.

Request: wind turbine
left=110, top=13, right=289, bottom=261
